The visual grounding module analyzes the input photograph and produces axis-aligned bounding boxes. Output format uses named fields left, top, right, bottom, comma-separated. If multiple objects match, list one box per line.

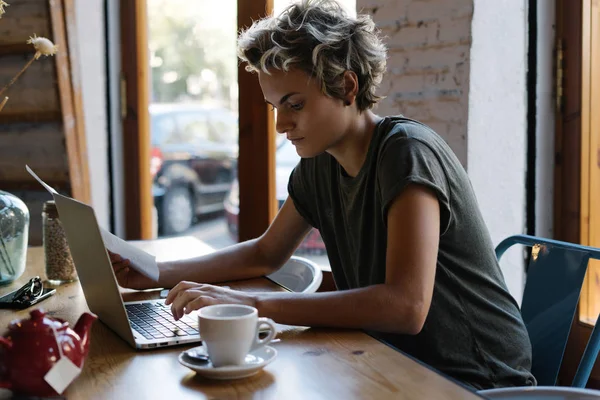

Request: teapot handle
left=0, top=337, right=12, bottom=390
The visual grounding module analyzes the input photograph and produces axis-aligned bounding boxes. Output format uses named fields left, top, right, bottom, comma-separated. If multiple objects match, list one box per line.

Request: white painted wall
left=536, top=0, right=555, bottom=239
left=467, top=0, right=528, bottom=301
left=74, top=0, right=110, bottom=229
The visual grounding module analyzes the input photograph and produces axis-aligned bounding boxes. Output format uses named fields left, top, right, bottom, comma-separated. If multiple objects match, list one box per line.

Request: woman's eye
left=289, top=102, right=304, bottom=111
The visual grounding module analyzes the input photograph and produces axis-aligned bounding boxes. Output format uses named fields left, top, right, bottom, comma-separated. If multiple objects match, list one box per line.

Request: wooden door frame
left=119, top=0, right=276, bottom=241
left=555, top=0, right=600, bottom=387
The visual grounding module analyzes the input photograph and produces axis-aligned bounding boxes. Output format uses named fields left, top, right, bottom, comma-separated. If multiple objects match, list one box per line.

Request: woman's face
left=258, top=68, right=352, bottom=158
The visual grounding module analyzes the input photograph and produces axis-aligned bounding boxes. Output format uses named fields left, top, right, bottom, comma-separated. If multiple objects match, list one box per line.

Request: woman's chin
left=293, top=142, right=326, bottom=159
left=296, top=148, right=318, bottom=158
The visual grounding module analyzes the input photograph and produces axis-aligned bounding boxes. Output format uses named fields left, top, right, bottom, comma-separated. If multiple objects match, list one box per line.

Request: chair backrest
left=495, top=235, right=600, bottom=387
left=481, top=385, right=600, bottom=399
left=267, top=255, right=323, bottom=294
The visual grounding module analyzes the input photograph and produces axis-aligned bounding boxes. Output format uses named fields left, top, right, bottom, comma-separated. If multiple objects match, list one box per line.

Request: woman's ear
left=343, top=70, right=359, bottom=105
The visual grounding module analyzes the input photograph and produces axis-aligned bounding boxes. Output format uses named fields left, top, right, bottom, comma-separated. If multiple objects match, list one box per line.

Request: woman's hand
left=165, top=281, right=256, bottom=321
left=108, top=250, right=160, bottom=290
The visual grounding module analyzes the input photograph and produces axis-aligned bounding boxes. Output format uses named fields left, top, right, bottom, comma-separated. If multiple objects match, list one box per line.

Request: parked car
left=223, top=140, right=326, bottom=254
left=150, top=103, right=238, bottom=235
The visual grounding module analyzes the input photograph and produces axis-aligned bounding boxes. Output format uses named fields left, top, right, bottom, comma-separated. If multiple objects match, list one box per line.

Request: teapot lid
left=9, top=309, right=66, bottom=333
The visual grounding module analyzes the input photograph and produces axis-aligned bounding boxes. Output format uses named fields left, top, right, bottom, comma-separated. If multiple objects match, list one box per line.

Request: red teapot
left=0, top=308, right=97, bottom=397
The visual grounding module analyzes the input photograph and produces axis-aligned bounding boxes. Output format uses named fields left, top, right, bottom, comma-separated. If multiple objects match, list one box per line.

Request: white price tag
left=44, top=357, right=81, bottom=395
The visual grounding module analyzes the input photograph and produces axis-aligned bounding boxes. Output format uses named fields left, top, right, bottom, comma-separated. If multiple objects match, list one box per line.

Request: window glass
left=175, top=112, right=210, bottom=145
left=151, top=115, right=177, bottom=146
left=148, top=0, right=239, bottom=243
left=208, top=116, right=237, bottom=145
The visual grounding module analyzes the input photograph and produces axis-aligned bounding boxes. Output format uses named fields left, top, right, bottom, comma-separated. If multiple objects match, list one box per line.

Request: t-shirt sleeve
left=377, top=133, right=452, bottom=235
left=287, top=161, right=319, bottom=228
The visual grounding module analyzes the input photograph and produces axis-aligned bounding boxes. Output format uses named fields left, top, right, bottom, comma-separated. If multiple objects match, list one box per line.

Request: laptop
left=28, top=168, right=202, bottom=350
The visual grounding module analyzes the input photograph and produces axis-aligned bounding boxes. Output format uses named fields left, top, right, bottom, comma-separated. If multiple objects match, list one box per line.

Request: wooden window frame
left=237, top=0, right=278, bottom=242
left=119, top=0, right=277, bottom=241
left=580, top=0, right=596, bottom=326
left=50, top=0, right=91, bottom=203
left=120, top=0, right=152, bottom=240
left=555, top=0, right=600, bottom=387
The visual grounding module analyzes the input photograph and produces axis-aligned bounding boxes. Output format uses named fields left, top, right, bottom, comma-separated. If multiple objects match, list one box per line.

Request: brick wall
left=359, top=0, right=474, bottom=165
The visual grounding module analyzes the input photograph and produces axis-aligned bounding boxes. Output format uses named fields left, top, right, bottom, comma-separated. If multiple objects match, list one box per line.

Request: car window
left=151, top=115, right=177, bottom=146
left=208, top=116, right=238, bottom=145
left=175, top=112, right=211, bottom=144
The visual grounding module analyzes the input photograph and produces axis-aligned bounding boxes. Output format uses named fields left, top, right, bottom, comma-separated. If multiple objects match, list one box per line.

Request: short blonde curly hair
left=237, top=0, right=387, bottom=111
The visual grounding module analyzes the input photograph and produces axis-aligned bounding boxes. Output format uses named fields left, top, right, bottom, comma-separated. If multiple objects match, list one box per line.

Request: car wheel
left=160, top=186, right=194, bottom=235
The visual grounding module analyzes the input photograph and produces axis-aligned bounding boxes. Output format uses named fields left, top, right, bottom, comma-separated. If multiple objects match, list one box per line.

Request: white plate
left=178, top=345, right=277, bottom=380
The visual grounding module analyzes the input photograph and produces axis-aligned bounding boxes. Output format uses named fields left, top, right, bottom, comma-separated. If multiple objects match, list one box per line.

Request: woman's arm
left=167, top=184, right=440, bottom=335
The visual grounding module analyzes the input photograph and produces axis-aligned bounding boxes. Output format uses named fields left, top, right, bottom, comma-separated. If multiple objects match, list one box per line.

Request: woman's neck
left=327, top=110, right=382, bottom=178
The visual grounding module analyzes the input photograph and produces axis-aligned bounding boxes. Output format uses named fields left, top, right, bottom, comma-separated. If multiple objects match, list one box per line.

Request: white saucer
left=178, top=345, right=277, bottom=380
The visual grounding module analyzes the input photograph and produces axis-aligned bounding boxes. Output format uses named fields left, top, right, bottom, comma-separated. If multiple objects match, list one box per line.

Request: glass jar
left=42, top=200, right=78, bottom=284
left=0, top=190, right=29, bottom=285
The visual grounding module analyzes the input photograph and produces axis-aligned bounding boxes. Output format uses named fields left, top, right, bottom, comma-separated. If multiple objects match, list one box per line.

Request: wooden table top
left=0, top=238, right=483, bottom=399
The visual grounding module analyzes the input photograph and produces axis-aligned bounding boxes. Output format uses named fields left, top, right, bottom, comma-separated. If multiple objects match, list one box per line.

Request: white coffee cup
left=198, top=304, right=277, bottom=367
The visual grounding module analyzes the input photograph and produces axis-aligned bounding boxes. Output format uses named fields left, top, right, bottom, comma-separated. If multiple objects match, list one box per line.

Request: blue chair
left=482, top=386, right=600, bottom=399
left=494, top=235, right=600, bottom=388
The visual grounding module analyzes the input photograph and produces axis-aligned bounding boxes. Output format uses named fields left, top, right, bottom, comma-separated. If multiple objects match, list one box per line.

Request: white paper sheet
left=100, top=228, right=159, bottom=282
left=26, top=165, right=160, bottom=282
left=26, top=165, right=58, bottom=194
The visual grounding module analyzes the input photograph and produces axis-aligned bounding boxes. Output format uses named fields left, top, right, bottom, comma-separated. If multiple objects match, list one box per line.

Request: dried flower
left=27, top=34, right=58, bottom=59
left=0, top=1, right=8, bottom=19
left=0, top=13, right=60, bottom=109
left=0, top=36, right=58, bottom=98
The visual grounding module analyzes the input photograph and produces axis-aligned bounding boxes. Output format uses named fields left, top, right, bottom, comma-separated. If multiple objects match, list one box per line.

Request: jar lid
left=43, top=200, right=59, bottom=218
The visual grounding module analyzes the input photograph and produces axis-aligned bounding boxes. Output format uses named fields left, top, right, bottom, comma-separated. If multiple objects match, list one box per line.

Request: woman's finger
left=111, top=259, right=130, bottom=272
left=108, top=251, right=129, bottom=265
left=184, top=295, right=216, bottom=314
left=170, top=289, right=197, bottom=320
left=165, top=281, right=204, bottom=305
left=113, top=264, right=129, bottom=275
left=113, top=266, right=130, bottom=287
left=107, top=250, right=121, bottom=262
left=170, top=288, right=207, bottom=320
left=108, top=251, right=132, bottom=267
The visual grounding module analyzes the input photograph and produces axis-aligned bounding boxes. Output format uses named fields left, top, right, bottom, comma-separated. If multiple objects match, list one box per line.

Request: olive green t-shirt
left=287, top=116, right=536, bottom=390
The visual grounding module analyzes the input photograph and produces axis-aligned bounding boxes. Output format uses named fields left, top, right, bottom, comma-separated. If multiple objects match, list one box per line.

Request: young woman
left=110, top=0, right=535, bottom=390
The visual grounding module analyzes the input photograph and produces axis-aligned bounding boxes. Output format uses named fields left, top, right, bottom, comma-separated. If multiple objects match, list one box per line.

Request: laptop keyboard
left=125, top=302, right=199, bottom=341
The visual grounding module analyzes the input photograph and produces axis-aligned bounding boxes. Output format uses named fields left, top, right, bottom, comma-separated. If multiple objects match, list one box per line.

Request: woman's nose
left=275, top=111, right=294, bottom=134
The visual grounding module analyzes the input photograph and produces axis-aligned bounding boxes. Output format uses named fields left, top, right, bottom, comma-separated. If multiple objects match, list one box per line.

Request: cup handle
left=251, top=317, right=277, bottom=351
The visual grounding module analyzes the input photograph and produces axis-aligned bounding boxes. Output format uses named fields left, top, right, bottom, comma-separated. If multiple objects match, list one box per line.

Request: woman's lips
left=289, top=138, right=304, bottom=145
